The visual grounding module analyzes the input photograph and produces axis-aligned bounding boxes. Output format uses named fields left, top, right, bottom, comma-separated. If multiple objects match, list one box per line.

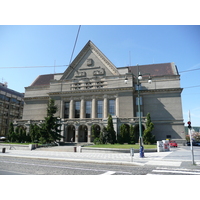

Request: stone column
left=92, top=96, right=96, bottom=118
left=69, top=98, right=74, bottom=119
left=80, top=97, right=85, bottom=119
left=60, top=100, right=64, bottom=118
left=87, top=128, right=91, bottom=143
left=116, top=95, right=119, bottom=117
left=75, top=125, right=79, bottom=143
left=103, top=95, right=108, bottom=118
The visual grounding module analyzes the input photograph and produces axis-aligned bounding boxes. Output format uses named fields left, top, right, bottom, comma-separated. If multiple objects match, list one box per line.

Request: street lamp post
left=124, top=66, right=152, bottom=158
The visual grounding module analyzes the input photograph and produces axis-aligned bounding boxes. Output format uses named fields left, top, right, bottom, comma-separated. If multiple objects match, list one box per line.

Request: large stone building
left=0, top=82, right=24, bottom=137
left=16, top=40, right=185, bottom=143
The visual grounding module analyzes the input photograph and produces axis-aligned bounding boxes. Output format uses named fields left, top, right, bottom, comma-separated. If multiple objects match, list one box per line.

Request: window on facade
left=85, top=101, right=92, bottom=118
left=108, top=99, right=115, bottom=116
left=136, top=97, right=142, bottom=105
left=0, top=94, right=5, bottom=100
left=64, top=102, right=70, bottom=118
left=136, top=112, right=143, bottom=117
left=75, top=101, right=80, bottom=118
left=11, top=98, right=19, bottom=104
left=97, top=100, right=103, bottom=118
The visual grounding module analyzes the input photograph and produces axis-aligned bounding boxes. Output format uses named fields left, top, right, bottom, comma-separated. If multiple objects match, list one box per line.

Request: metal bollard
left=140, top=146, right=144, bottom=158
left=74, top=146, right=77, bottom=152
left=130, top=148, right=134, bottom=162
left=2, top=148, right=6, bottom=153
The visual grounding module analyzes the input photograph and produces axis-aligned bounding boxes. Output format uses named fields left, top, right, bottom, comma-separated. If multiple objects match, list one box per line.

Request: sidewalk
left=1, top=147, right=196, bottom=167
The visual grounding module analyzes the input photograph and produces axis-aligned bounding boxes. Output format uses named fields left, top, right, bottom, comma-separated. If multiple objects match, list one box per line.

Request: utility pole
left=188, top=111, right=195, bottom=165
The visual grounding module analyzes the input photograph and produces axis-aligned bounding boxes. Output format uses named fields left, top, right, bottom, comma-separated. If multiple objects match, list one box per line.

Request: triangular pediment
left=60, top=40, right=119, bottom=80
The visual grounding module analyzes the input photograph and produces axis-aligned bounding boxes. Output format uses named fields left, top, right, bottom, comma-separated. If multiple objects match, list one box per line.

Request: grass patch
left=87, top=144, right=156, bottom=149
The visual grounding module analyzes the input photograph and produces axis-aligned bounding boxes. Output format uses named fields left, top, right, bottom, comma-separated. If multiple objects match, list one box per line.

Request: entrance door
left=78, top=125, right=88, bottom=142
left=66, top=125, right=75, bottom=142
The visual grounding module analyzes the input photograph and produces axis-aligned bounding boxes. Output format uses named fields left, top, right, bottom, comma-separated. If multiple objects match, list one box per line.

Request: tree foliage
left=107, top=114, right=116, bottom=144
left=39, top=98, right=63, bottom=143
left=7, top=122, right=27, bottom=143
left=7, top=98, right=63, bottom=144
left=118, top=124, right=130, bottom=144
left=143, top=113, right=155, bottom=144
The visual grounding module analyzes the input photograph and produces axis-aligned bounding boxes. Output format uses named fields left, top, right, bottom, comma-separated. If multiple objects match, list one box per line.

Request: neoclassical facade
left=15, top=40, right=185, bottom=143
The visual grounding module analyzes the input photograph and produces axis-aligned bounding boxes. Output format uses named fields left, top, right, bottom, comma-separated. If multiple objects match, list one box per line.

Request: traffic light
left=187, top=121, right=191, bottom=129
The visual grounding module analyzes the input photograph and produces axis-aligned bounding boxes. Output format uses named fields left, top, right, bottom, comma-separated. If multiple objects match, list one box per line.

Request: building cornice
left=48, top=87, right=134, bottom=96
left=138, top=87, right=183, bottom=94
left=24, top=96, right=49, bottom=101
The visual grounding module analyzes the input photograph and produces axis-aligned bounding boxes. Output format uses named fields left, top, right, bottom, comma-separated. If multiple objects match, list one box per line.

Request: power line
left=179, top=67, right=200, bottom=73
left=183, top=85, right=200, bottom=89
left=0, top=65, right=68, bottom=69
left=69, top=25, right=81, bottom=66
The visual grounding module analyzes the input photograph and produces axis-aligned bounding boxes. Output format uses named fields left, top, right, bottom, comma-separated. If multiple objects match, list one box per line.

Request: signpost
left=188, top=111, right=195, bottom=165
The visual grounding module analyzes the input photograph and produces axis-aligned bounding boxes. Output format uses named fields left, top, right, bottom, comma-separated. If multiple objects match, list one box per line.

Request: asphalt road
left=1, top=146, right=200, bottom=175
left=0, top=156, right=156, bottom=175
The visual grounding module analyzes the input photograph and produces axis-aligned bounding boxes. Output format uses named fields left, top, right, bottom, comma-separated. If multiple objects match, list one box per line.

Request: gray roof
left=30, top=63, right=179, bottom=87
left=127, top=62, right=178, bottom=77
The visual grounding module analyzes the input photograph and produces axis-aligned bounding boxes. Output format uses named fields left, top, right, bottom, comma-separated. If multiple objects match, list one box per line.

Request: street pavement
left=1, top=146, right=200, bottom=167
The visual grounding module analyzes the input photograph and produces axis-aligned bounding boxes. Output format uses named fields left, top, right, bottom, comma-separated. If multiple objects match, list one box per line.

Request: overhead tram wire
left=0, top=65, right=68, bottom=69
left=179, top=67, right=200, bottom=73
left=59, top=25, right=81, bottom=117
left=183, top=85, right=200, bottom=89
left=68, top=25, right=81, bottom=66
left=0, top=26, right=82, bottom=70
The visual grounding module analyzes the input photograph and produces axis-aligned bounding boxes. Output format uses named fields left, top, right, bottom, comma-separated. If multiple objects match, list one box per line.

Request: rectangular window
left=85, top=101, right=92, bottom=118
left=136, top=112, right=143, bottom=117
left=108, top=99, right=115, bottom=116
left=0, top=94, right=5, bottom=100
left=97, top=100, right=103, bottom=118
left=75, top=101, right=80, bottom=118
left=136, top=97, right=142, bottom=105
left=64, top=102, right=70, bottom=118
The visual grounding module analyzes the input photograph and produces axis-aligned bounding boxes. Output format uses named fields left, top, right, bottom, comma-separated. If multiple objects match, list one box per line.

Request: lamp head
left=138, top=74, right=142, bottom=80
left=148, top=76, right=152, bottom=84
left=124, top=76, right=128, bottom=84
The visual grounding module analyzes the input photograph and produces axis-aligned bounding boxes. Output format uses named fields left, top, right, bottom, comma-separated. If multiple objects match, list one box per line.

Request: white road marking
left=100, top=171, right=116, bottom=175
left=152, top=169, right=200, bottom=175
left=157, top=167, right=200, bottom=172
left=145, top=160, right=181, bottom=167
left=147, top=167, right=200, bottom=175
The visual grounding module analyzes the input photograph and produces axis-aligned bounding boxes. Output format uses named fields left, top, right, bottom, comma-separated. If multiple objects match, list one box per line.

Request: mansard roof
left=30, top=74, right=55, bottom=86
left=28, top=40, right=179, bottom=87
left=127, top=62, right=179, bottom=77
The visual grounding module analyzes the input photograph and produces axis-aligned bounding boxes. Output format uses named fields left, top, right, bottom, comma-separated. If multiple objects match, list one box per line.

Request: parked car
left=186, top=141, right=200, bottom=146
left=0, top=137, right=6, bottom=142
left=169, top=140, right=178, bottom=147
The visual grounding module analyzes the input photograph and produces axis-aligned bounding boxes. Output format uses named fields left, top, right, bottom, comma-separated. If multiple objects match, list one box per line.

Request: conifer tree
left=107, top=114, right=116, bottom=144
left=143, top=113, right=155, bottom=144
left=8, top=122, right=14, bottom=142
left=39, top=98, right=63, bottom=143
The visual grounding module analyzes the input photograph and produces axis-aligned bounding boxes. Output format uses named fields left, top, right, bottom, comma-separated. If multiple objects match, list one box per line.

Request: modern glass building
left=0, top=82, right=24, bottom=137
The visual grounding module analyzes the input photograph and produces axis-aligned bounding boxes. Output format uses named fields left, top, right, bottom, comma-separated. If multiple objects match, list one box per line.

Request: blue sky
left=0, top=25, right=200, bottom=126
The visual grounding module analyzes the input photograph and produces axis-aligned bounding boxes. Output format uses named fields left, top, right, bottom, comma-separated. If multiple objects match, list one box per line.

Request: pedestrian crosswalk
left=145, top=160, right=181, bottom=167
left=147, top=167, right=200, bottom=175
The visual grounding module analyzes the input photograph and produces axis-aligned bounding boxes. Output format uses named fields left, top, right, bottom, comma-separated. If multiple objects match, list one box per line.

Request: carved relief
left=93, top=68, right=105, bottom=76
left=75, top=71, right=86, bottom=77
left=87, top=59, right=93, bottom=66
